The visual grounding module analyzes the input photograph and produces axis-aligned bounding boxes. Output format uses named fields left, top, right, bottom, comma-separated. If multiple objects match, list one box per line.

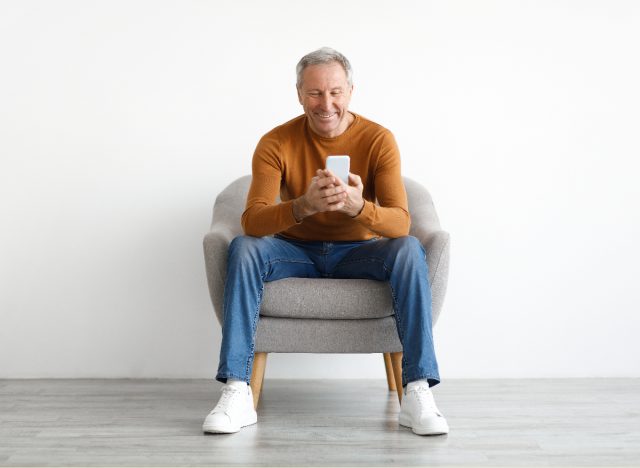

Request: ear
left=297, top=86, right=303, bottom=105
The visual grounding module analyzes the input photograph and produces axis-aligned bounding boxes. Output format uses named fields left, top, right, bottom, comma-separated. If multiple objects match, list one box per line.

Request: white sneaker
left=202, top=383, right=257, bottom=434
left=399, top=381, right=449, bottom=435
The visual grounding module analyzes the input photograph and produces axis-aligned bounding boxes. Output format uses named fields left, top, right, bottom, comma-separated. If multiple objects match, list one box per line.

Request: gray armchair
left=203, top=175, right=450, bottom=409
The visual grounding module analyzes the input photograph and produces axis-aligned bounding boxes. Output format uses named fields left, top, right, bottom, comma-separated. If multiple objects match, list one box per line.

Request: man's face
left=297, top=62, right=353, bottom=138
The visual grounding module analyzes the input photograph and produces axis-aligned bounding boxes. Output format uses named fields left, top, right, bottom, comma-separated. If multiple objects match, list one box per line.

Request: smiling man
left=298, top=60, right=354, bottom=138
left=202, top=47, right=449, bottom=436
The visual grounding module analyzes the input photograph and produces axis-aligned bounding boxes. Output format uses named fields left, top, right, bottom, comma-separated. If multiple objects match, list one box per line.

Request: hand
left=293, top=170, right=347, bottom=220
left=333, top=170, right=365, bottom=217
left=293, top=169, right=365, bottom=221
left=314, top=169, right=364, bottom=217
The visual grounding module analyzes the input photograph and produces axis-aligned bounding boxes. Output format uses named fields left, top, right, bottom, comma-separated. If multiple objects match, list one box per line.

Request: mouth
left=315, top=112, right=337, bottom=120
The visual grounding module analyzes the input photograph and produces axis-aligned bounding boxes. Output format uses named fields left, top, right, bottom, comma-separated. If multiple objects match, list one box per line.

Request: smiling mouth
left=316, top=112, right=337, bottom=119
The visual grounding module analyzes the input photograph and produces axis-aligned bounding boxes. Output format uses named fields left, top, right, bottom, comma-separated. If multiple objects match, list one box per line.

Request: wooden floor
left=1, top=378, right=639, bottom=466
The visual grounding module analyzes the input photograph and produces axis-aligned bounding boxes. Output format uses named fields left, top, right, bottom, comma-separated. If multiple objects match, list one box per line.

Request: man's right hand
left=293, top=170, right=347, bottom=222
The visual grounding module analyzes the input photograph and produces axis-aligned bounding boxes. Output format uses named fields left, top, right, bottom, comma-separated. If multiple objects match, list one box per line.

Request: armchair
left=203, top=175, right=450, bottom=409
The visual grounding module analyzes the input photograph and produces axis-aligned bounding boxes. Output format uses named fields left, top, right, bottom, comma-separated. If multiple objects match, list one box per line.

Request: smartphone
left=325, top=155, right=350, bottom=184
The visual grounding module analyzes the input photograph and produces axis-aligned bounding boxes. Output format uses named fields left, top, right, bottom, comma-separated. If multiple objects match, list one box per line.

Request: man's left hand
left=315, top=169, right=365, bottom=218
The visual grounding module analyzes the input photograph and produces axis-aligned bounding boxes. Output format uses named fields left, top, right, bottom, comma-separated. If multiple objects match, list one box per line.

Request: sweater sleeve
left=241, top=132, right=300, bottom=237
left=352, top=131, right=411, bottom=238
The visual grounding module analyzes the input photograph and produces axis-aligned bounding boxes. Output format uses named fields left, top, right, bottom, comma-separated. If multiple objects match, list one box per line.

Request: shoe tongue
left=407, top=380, right=430, bottom=392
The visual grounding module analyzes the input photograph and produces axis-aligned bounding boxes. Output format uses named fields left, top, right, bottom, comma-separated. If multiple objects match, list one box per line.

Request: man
left=203, top=47, right=449, bottom=436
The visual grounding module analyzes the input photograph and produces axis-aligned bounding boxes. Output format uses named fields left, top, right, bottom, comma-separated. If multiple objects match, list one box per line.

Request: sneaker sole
left=399, top=414, right=449, bottom=436
left=202, top=413, right=257, bottom=434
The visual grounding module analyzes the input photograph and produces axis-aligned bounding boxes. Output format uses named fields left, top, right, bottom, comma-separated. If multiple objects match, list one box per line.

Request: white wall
left=1, top=0, right=639, bottom=379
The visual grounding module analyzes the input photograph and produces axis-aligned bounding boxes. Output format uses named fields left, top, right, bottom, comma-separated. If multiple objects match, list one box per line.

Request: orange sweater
left=241, top=113, right=410, bottom=241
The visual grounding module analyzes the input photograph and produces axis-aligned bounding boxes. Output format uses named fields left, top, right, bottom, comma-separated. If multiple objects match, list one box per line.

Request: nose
left=320, top=93, right=332, bottom=110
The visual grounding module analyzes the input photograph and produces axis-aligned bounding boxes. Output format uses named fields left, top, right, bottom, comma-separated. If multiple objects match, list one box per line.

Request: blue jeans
left=216, top=234, right=440, bottom=388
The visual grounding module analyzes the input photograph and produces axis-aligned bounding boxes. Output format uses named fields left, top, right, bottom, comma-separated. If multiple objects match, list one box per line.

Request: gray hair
left=296, top=47, right=353, bottom=88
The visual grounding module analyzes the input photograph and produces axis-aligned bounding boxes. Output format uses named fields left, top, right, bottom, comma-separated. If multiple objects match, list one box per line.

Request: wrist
left=351, top=200, right=365, bottom=218
left=293, top=195, right=313, bottom=222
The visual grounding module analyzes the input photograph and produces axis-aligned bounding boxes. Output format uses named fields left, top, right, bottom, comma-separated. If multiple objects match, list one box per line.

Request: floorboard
left=0, top=378, right=639, bottom=466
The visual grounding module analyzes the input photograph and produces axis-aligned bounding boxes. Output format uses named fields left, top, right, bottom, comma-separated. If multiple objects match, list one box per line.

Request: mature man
left=203, top=47, right=448, bottom=436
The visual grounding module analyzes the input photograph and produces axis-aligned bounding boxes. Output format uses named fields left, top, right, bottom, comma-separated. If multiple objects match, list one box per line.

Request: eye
left=331, top=91, right=343, bottom=96
left=308, top=92, right=321, bottom=97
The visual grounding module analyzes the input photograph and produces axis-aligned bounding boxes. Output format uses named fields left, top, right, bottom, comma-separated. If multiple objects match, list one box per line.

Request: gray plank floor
left=1, top=378, right=639, bottom=466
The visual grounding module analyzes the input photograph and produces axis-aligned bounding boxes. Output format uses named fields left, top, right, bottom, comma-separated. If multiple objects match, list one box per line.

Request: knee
left=228, top=235, right=265, bottom=264
left=390, top=236, right=426, bottom=263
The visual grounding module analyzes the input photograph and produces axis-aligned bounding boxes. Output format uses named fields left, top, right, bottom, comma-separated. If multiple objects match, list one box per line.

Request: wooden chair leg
left=249, top=352, right=268, bottom=410
left=383, top=353, right=396, bottom=391
left=390, top=352, right=404, bottom=404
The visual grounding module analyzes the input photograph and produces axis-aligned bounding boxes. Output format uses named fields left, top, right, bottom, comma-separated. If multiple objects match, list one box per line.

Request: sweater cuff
left=352, top=199, right=373, bottom=223
left=285, top=199, right=303, bottom=225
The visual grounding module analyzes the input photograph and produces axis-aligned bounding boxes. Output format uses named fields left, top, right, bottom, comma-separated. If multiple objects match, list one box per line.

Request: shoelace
left=213, top=387, right=242, bottom=413
left=411, top=386, right=441, bottom=415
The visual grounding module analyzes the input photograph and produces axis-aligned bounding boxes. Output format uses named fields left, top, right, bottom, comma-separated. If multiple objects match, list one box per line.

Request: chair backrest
left=210, top=175, right=251, bottom=235
left=212, top=175, right=442, bottom=236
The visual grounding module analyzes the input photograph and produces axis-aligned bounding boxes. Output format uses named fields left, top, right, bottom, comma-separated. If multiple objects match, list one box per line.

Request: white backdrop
left=1, top=0, right=639, bottom=379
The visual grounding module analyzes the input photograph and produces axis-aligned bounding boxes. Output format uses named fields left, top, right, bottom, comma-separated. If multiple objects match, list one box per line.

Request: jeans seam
left=338, top=257, right=391, bottom=273
left=220, top=373, right=248, bottom=382
left=389, top=282, right=403, bottom=342
left=244, top=270, right=266, bottom=381
left=388, top=280, right=408, bottom=385
left=267, top=258, right=315, bottom=266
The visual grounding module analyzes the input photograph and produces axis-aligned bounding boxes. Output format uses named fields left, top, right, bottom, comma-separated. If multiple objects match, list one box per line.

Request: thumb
left=348, top=172, right=362, bottom=187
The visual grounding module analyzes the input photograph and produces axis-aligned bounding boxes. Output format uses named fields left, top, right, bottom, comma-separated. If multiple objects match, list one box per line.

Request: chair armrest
left=412, top=228, right=451, bottom=325
left=203, top=224, right=236, bottom=325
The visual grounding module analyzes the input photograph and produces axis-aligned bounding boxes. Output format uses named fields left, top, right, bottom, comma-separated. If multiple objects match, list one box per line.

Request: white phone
left=325, top=155, right=350, bottom=184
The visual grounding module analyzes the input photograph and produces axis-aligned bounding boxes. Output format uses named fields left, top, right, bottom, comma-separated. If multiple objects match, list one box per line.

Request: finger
left=348, top=172, right=362, bottom=186
left=323, top=192, right=347, bottom=204
left=325, top=200, right=346, bottom=211
left=321, top=185, right=346, bottom=197
left=330, top=174, right=350, bottom=188
left=317, top=168, right=331, bottom=179
left=317, top=175, right=338, bottom=188
left=315, top=170, right=331, bottom=186
left=332, top=175, right=348, bottom=188
left=323, top=169, right=336, bottom=180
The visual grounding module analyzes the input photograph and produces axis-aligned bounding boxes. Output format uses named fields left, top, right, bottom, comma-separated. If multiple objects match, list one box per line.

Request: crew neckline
left=305, top=112, right=359, bottom=142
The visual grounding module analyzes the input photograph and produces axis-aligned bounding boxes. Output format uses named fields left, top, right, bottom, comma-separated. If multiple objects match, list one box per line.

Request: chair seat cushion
left=260, top=278, right=395, bottom=320
left=255, top=316, right=403, bottom=353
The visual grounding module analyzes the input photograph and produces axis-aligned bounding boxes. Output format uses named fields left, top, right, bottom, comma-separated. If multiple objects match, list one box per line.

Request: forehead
left=301, top=62, right=349, bottom=89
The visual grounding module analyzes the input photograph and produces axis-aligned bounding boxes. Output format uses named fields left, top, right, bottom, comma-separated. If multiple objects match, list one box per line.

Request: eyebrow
left=307, top=87, right=344, bottom=92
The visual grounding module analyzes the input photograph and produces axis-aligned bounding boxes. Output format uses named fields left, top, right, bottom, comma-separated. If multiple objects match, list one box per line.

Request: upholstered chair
left=203, top=175, right=450, bottom=409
